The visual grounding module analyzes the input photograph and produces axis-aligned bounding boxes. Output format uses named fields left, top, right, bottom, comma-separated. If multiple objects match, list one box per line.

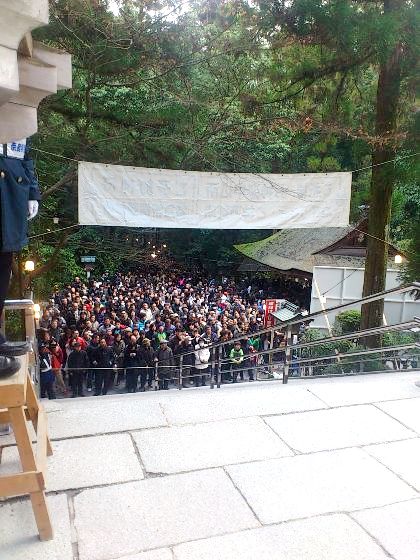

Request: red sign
left=264, top=299, right=278, bottom=327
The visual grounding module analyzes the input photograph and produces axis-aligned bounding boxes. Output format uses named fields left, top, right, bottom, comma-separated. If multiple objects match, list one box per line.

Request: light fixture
left=163, top=244, right=167, bottom=248
left=53, top=217, right=59, bottom=224
left=24, top=260, right=35, bottom=272
left=151, top=252, right=157, bottom=259
left=394, top=254, right=403, bottom=264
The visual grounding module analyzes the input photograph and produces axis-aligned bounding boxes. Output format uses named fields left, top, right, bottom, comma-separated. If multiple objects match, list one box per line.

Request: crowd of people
left=37, top=272, right=309, bottom=399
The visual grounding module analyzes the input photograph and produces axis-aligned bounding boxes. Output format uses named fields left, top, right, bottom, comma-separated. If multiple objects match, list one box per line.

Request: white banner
left=78, top=162, right=351, bottom=229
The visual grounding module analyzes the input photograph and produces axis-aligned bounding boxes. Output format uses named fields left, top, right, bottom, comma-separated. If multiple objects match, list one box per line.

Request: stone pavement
left=0, top=371, right=419, bottom=560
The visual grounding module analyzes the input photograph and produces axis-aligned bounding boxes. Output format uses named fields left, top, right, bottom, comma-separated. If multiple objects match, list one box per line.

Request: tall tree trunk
left=360, top=0, right=403, bottom=343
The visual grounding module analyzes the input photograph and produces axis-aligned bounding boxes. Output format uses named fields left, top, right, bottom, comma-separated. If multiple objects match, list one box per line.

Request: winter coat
left=123, top=344, right=139, bottom=369
left=50, top=347, right=64, bottom=370
left=180, top=343, right=195, bottom=367
left=67, top=349, right=90, bottom=372
left=0, top=138, right=41, bottom=252
left=112, top=340, right=125, bottom=366
left=40, top=352, right=52, bottom=373
left=194, top=344, right=210, bottom=370
left=137, top=346, right=155, bottom=368
left=87, top=342, right=99, bottom=367
left=92, top=346, right=114, bottom=373
left=156, top=347, right=174, bottom=379
left=230, top=348, right=244, bottom=365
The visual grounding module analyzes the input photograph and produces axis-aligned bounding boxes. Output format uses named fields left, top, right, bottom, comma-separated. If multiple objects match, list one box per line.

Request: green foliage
left=19, top=0, right=417, bottom=294
left=334, top=311, right=361, bottom=335
left=5, top=311, right=25, bottom=342
left=382, top=330, right=419, bottom=347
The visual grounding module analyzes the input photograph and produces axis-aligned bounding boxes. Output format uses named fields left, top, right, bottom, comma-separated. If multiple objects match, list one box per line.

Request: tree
left=251, top=0, right=418, bottom=339
left=26, top=0, right=418, bottom=303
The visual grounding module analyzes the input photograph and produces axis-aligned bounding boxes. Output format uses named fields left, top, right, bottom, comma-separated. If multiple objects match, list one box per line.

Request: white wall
left=310, top=266, right=419, bottom=330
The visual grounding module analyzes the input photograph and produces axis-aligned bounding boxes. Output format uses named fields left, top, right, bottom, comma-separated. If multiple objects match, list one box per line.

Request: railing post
left=154, top=362, right=158, bottom=390
left=217, top=348, right=222, bottom=388
left=210, top=347, right=215, bottom=389
left=283, top=325, right=292, bottom=384
left=178, top=355, right=183, bottom=390
left=268, top=329, right=274, bottom=375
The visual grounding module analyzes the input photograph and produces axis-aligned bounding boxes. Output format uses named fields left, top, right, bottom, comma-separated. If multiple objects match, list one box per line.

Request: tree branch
left=42, top=168, right=77, bottom=199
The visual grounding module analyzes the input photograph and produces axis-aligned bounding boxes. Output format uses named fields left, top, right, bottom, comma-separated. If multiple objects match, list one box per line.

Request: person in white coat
left=194, top=339, right=210, bottom=387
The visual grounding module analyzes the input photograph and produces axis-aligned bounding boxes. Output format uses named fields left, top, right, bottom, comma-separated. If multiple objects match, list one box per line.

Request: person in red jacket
left=49, top=340, right=67, bottom=394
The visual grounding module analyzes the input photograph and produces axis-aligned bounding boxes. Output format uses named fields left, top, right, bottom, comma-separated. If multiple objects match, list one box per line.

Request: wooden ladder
left=0, top=354, right=53, bottom=540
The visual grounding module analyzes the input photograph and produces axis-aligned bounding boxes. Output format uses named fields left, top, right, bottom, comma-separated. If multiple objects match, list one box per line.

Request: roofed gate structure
left=235, top=220, right=401, bottom=277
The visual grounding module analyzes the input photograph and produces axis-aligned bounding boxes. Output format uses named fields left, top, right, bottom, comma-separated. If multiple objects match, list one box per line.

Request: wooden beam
left=0, top=471, right=44, bottom=497
left=36, top=410, right=47, bottom=476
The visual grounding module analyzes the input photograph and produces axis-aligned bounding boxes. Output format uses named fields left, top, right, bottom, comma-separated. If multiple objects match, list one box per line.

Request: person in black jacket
left=86, top=334, right=100, bottom=392
left=179, top=335, right=195, bottom=388
left=137, top=338, right=155, bottom=391
left=0, top=138, right=40, bottom=376
left=218, top=330, right=232, bottom=383
left=93, top=338, right=114, bottom=396
left=123, top=335, right=139, bottom=393
left=67, top=341, right=89, bottom=397
left=156, top=339, right=174, bottom=390
left=39, top=344, right=56, bottom=399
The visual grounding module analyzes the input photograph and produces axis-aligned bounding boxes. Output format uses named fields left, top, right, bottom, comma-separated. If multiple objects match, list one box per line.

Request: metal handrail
left=7, top=284, right=418, bottom=397
left=290, top=320, right=418, bottom=351
left=286, top=343, right=419, bottom=365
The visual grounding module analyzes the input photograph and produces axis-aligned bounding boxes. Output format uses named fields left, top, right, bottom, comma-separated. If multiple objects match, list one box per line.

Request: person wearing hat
left=67, top=340, right=89, bottom=397
left=39, top=344, right=56, bottom=400
left=156, top=338, right=174, bottom=390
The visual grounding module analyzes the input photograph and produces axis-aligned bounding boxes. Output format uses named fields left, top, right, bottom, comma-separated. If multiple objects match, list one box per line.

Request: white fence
left=310, top=266, right=419, bottom=331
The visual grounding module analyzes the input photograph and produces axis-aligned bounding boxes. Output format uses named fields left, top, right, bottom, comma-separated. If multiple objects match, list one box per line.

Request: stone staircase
left=0, top=371, right=419, bottom=560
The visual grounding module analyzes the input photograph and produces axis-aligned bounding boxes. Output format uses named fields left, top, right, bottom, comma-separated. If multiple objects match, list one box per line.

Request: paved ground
left=1, top=371, right=419, bottom=560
